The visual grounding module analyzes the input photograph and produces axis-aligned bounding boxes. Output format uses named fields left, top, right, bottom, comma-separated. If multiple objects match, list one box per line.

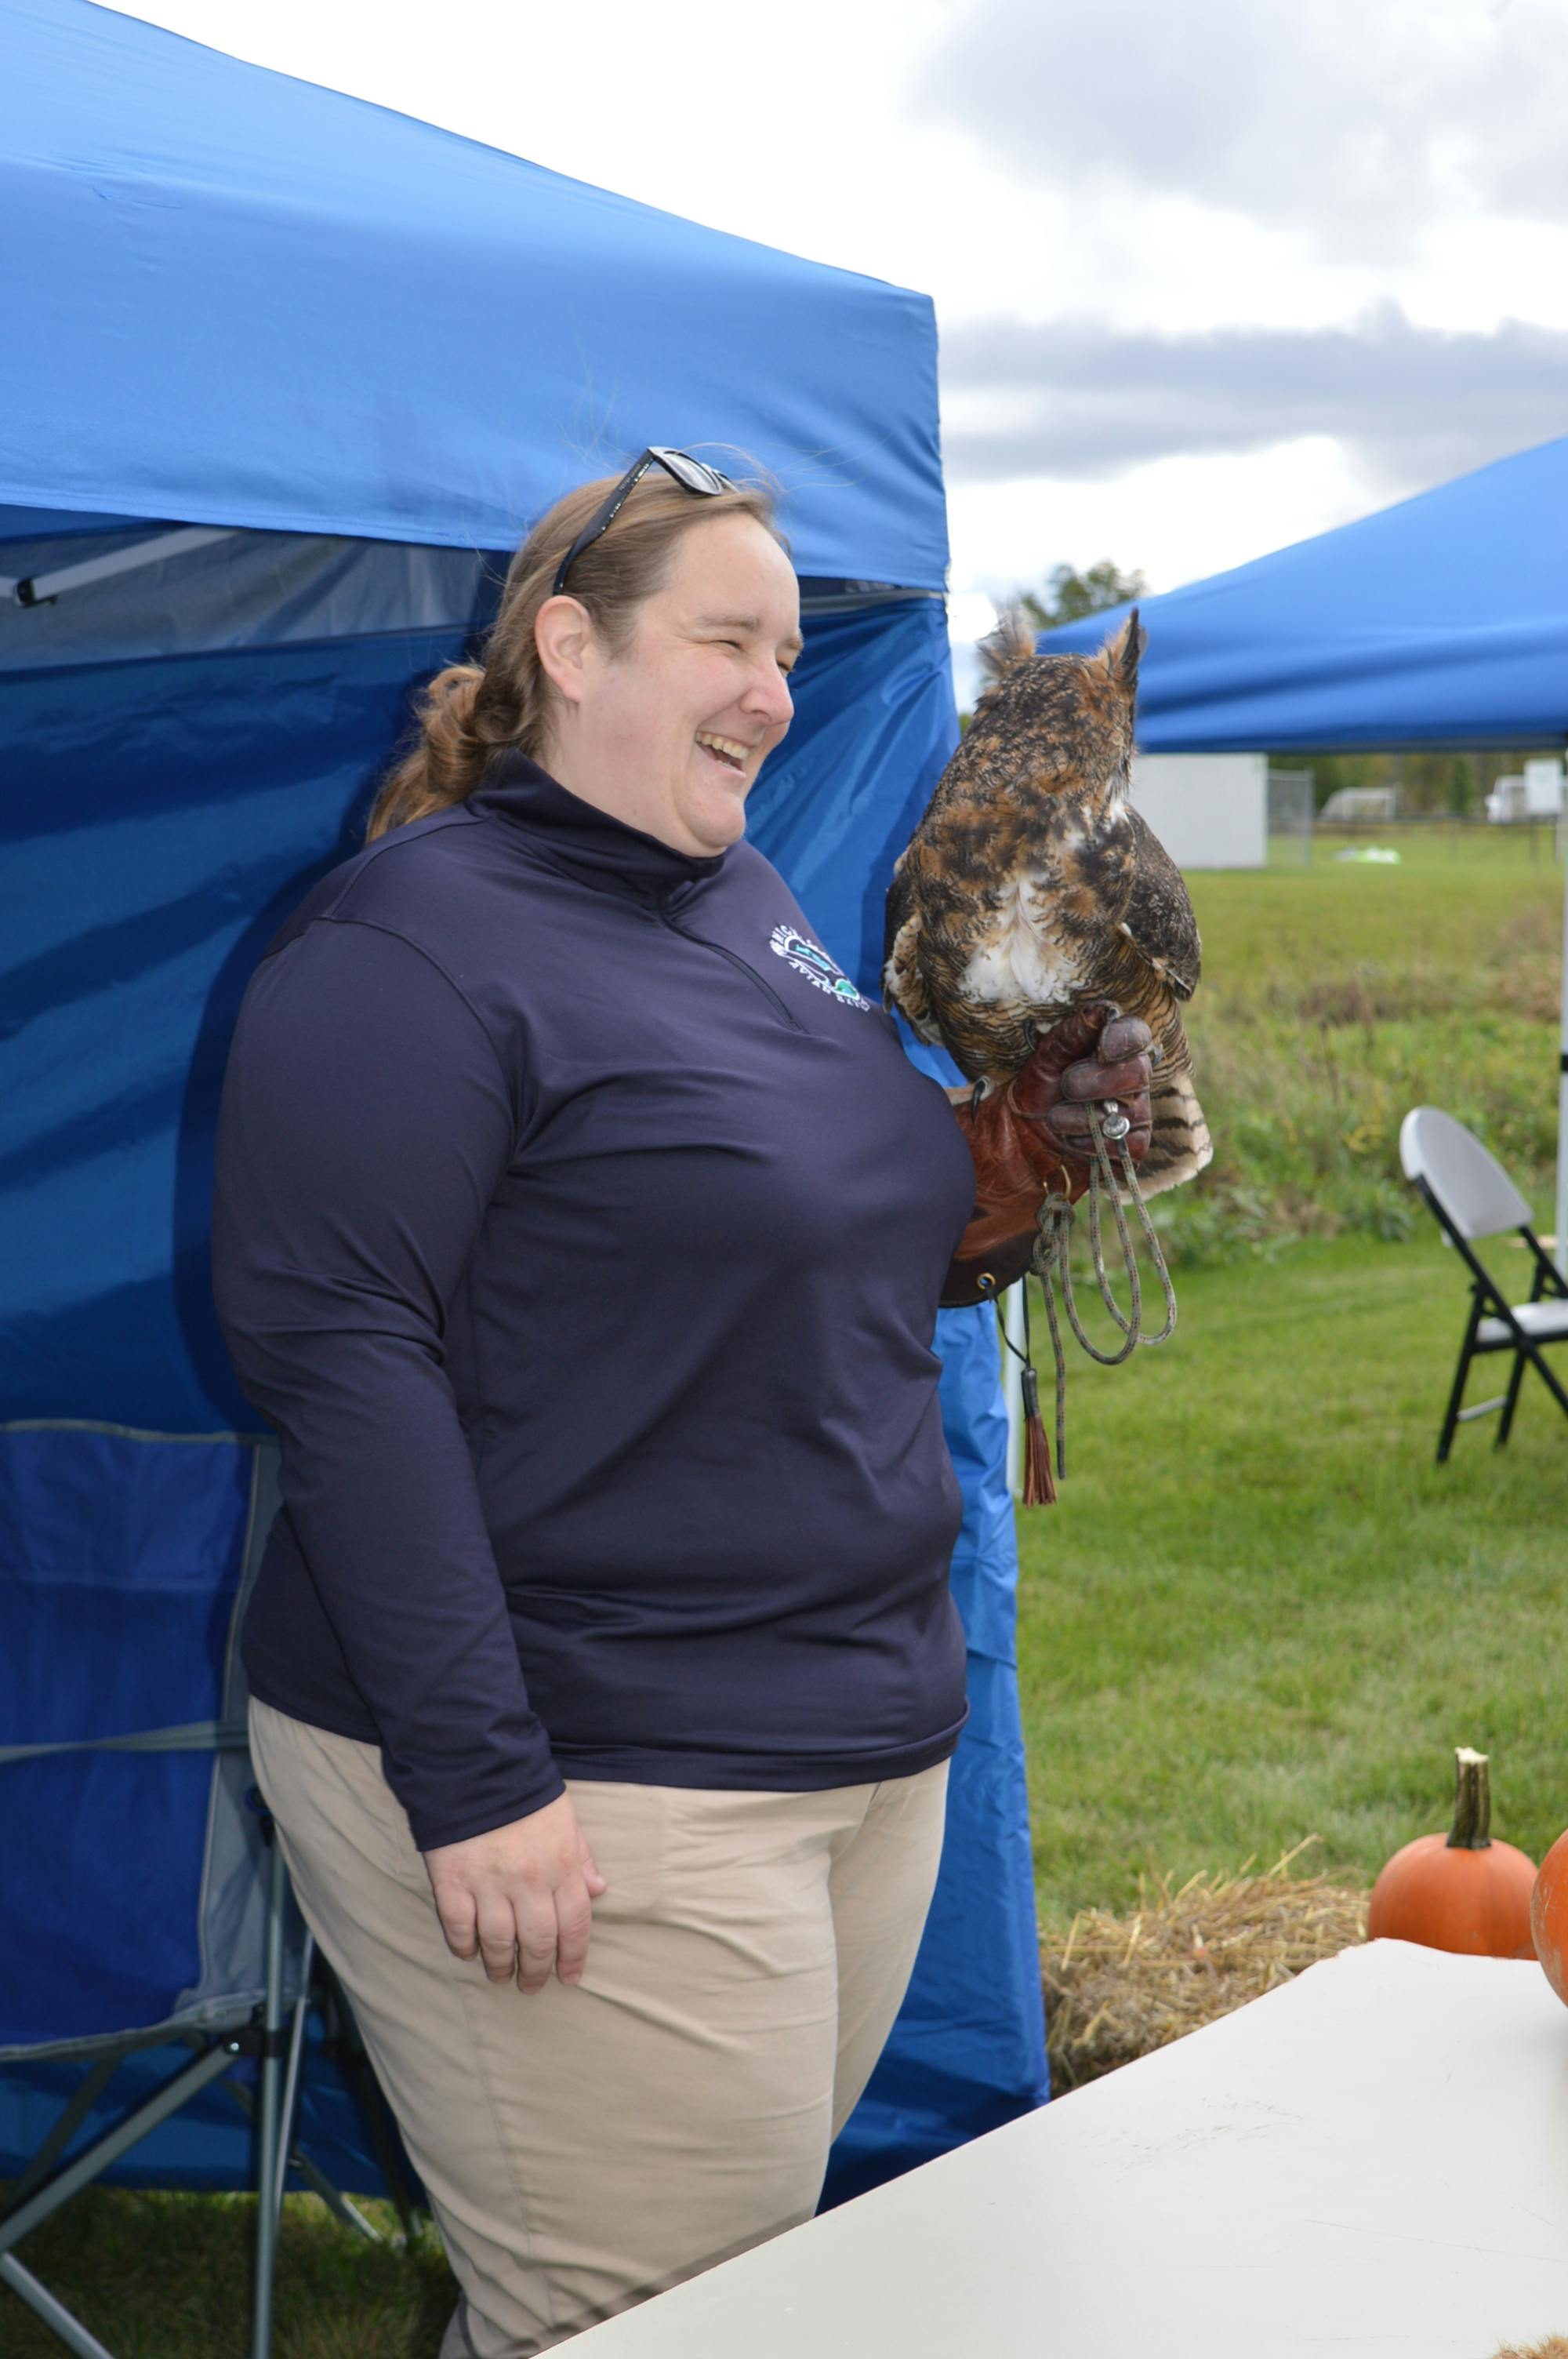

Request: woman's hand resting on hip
left=423, top=1793, right=608, bottom=1994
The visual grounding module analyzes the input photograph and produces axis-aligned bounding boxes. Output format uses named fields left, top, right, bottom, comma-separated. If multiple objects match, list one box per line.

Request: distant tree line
left=1018, top=562, right=1146, bottom=633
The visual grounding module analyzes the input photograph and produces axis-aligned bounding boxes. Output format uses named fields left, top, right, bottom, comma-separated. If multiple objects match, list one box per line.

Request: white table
left=571, top=1941, right=1568, bottom=2357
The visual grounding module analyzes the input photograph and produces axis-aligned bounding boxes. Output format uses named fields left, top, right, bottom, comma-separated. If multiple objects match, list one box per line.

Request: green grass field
left=1016, top=1227, right=1568, bottom=1927
left=1019, top=823, right=1566, bottom=1922
left=1156, top=824, right=1562, bottom=1264
left=5, top=823, right=1563, bottom=2357
left=2, top=2186, right=453, bottom=2359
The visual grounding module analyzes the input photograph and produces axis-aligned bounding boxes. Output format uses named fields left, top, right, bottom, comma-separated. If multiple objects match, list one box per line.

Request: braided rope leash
left=1023, top=1100, right=1178, bottom=1488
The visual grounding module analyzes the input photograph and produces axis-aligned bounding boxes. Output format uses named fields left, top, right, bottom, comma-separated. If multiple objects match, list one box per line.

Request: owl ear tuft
left=1102, top=606, right=1147, bottom=696
left=977, top=605, right=1040, bottom=683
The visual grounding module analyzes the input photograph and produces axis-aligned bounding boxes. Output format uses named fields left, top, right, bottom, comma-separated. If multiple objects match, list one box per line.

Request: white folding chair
left=1399, top=1107, right=1568, bottom=1463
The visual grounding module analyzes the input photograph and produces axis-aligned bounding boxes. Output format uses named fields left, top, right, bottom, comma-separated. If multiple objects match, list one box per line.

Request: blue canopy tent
left=1041, top=431, right=1568, bottom=1290
left=1039, top=432, right=1568, bottom=751
left=0, top=0, right=1047, bottom=2329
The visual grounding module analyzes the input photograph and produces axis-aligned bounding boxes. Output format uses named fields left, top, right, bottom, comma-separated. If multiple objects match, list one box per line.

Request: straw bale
left=1492, top=2342, right=1568, bottom=2358
left=1043, top=1839, right=1368, bottom=2092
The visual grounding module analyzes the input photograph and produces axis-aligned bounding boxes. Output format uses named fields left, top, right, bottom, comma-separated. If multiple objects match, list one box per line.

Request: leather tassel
left=1019, top=1364, right=1057, bottom=1507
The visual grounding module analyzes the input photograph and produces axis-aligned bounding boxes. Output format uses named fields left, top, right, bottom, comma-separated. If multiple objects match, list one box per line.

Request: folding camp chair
left=1, top=1835, right=294, bottom=2359
left=1399, top=1106, right=1568, bottom=1463
left=0, top=1431, right=420, bottom=2359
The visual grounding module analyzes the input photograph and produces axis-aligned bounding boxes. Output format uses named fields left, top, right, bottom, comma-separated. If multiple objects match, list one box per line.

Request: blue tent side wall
left=2, top=627, right=470, bottom=1431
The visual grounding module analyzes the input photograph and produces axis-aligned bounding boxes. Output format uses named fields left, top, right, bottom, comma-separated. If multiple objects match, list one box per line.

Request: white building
left=1129, top=751, right=1267, bottom=870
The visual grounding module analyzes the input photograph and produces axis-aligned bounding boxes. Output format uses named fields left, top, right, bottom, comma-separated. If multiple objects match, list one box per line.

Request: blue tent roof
left=0, top=0, right=949, bottom=585
left=1042, top=434, right=1568, bottom=749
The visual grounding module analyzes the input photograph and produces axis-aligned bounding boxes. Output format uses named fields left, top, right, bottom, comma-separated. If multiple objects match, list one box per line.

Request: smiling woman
left=213, top=452, right=1145, bottom=2358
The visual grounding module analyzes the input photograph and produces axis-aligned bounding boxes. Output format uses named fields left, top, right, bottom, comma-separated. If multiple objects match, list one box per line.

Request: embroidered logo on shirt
left=768, top=924, right=872, bottom=1011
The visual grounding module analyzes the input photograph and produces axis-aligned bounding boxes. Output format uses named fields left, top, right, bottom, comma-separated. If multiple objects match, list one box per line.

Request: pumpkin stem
left=1446, top=1746, right=1494, bottom=1850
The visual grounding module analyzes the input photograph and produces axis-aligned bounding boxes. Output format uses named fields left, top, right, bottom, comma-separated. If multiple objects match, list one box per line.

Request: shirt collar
left=467, top=749, right=728, bottom=898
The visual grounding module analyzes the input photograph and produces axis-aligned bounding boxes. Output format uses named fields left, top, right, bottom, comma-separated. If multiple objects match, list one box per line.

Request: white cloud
left=916, top=0, right=1568, bottom=264
left=947, top=434, right=1377, bottom=600
left=940, top=305, right=1568, bottom=489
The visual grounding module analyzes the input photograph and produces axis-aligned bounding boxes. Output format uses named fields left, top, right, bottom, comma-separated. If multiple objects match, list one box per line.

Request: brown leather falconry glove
left=941, top=1005, right=1155, bottom=1309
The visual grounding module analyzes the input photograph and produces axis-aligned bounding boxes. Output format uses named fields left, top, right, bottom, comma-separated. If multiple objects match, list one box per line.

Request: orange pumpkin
left=1368, top=1747, right=1537, bottom=1957
left=1532, top=1829, right=1568, bottom=2007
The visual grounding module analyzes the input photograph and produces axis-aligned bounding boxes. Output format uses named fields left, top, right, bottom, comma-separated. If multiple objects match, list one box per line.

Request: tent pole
left=1003, top=1284, right=1026, bottom=1497
left=12, top=526, right=238, bottom=607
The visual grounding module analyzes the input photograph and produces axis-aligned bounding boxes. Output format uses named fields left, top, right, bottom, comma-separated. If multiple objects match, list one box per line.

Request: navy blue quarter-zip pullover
left=213, top=754, right=976, bottom=1851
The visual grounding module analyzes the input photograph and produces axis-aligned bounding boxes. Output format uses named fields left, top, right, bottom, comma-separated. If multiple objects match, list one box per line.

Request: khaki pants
left=249, top=1698, right=949, bottom=2356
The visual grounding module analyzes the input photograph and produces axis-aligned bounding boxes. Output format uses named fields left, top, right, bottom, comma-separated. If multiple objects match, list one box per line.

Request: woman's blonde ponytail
left=371, top=665, right=489, bottom=836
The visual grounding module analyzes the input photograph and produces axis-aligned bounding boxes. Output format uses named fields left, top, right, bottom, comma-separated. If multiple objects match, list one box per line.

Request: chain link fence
left=1266, top=766, right=1315, bottom=865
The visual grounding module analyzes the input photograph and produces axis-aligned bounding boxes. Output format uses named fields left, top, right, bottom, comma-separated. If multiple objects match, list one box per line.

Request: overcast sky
left=120, top=0, right=1568, bottom=680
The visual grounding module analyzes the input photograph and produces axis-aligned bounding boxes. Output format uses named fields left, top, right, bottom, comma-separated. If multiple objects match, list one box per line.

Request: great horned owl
left=883, top=609, right=1210, bottom=1194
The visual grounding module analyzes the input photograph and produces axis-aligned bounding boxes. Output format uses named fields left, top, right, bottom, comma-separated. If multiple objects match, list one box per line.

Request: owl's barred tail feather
left=1134, top=1067, right=1213, bottom=1197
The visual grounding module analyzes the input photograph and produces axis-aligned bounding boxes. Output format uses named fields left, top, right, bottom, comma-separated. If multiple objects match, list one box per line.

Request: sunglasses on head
left=551, top=449, right=735, bottom=598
